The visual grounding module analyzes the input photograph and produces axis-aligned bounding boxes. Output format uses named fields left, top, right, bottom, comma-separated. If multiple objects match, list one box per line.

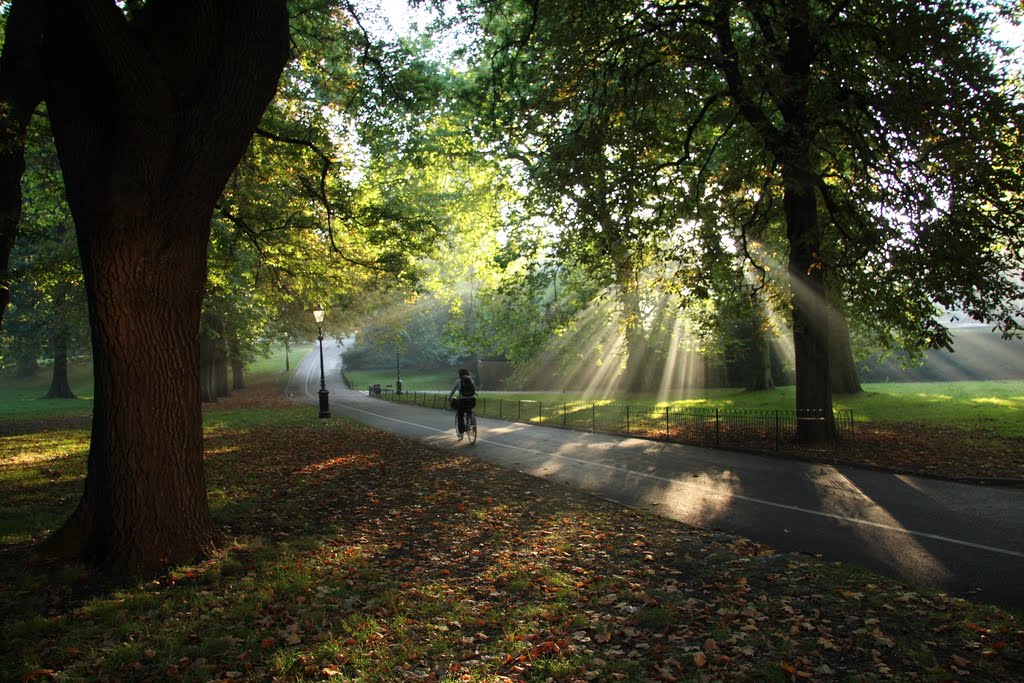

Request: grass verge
left=1, top=377, right=1022, bottom=681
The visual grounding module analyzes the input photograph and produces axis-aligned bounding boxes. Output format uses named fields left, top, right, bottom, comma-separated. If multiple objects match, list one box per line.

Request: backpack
left=459, top=376, right=476, bottom=397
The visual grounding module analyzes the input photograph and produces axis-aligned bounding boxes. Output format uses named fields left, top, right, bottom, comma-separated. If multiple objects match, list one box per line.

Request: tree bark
left=780, top=2, right=835, bottom=443
left=784, top=161, right=835, bottom=443
left=37, top=0, right=289, bottom=575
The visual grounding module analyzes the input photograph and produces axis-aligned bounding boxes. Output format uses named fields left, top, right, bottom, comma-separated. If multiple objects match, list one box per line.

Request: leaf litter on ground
left=1, top=383, right=1021, bottom=682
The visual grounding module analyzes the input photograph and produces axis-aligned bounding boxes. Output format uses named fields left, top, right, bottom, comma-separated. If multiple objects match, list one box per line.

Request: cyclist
left=447, top=368, right=477, bottom=440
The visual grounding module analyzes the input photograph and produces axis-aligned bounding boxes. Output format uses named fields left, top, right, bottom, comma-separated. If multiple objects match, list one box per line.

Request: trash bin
left=372, top=384, right=381, bottom=396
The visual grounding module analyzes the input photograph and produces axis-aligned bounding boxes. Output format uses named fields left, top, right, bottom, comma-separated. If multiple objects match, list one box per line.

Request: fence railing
left=369, top=387, right=854, bottom=454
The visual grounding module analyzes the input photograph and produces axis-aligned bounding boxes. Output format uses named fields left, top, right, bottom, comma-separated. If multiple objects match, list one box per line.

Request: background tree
left=469, top=0, right=705, bottom=392
left=0, top=110, right=89, bottom=396
left=208, top=12, right=466, bottom=390
left=0, top=1, right=44, bottom=334
left=707, top=0, right=1023, bottom=437
left=468, top=0, right=1024, bottom=440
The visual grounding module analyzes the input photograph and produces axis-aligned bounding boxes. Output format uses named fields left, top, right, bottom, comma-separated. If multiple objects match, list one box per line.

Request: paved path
left=289, top=343, right=1024, bottom=610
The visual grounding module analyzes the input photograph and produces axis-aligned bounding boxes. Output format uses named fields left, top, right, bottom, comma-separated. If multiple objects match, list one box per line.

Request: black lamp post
left=313, top=305, right=330, bottom=418
left=396, top=350, right=402, bottom=395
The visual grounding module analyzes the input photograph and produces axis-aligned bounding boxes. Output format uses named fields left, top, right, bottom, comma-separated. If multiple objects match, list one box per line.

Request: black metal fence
left=371, top=387, right=854, bottom=454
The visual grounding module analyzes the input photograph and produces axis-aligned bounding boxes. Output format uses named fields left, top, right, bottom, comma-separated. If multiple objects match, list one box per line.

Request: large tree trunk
left=784, top=162, right=835, bottom=443
left=45, top=212, right=219, bottom=572
left=781, top=2, right=835, bottom=443
left=713, top=0, right=834, bottom=443
left=37, top=1, right=289, bottom=576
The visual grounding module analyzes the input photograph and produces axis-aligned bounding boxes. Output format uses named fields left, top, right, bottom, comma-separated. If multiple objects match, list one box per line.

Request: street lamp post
left=313, top=305, right=330, bottom=418
left=396, top=350, right=402, bottom=395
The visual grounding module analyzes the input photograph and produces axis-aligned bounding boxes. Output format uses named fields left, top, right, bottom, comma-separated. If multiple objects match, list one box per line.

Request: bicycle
left=465, top=407, right=477, bottom=444
left=449, top=396, right=478, bottom=444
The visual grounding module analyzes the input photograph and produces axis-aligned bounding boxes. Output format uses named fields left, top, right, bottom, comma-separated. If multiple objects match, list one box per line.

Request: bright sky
left=372, top=2, right=1024, bottom=76
left=375, top=0, right=435, bottom=38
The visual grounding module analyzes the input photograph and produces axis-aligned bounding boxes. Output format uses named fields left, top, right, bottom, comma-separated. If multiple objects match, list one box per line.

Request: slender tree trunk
left=37, top=1, right=289, bottom=575
left=199, top=326, right=219, bottom=403
left=614, top=249, right=648, bottom=394
left=215, top=316, right=230, bottom=397
left=749, top=329, right=775, bottom=391
left=829, top=304, right=862, bottom=394
left=44, top=331, right=77, bottom=399
left=215, top=349, right=230, bottom=398
left=748, top=296, right=775, bottom=391
left=622, top=315, right=649, bottom=393
left=231, top=358, right=245, bottom=390
left=227, top=329, right=245, bottom=390
left=780, top=2, right=835, bottom=443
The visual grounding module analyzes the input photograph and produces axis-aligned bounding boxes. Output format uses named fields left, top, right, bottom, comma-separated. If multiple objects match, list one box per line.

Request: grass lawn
left=1, top=369, right=1022, bottom=682
left=0, top=362, right=94, bottom=421
left=344, top=368, right=453, bottom=393
left=0, top=344, right=308, bottom=422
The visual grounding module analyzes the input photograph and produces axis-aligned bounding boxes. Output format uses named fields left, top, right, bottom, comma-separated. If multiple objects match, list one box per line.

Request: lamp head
left=312, top=305, right=325, bottom=324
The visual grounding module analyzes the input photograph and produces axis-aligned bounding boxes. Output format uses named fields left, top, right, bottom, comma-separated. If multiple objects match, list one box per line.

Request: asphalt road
left=289, top=342, right=1024, bottom=610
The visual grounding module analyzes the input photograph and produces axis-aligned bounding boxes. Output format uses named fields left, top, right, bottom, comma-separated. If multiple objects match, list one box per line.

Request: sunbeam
left=579, top=326, right=628, bottom=401
left=657, top=313, right=688, bottom=403
left=805, top=466, right=954, bottom=586
left=741, top=250, right=795, bottom=379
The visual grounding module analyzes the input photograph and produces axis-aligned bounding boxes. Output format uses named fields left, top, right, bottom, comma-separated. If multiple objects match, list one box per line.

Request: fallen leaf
left=951, top=654, right=970, bottom=668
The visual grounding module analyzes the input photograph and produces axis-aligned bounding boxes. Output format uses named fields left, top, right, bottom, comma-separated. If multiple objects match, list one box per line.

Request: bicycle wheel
left=467, top=411, right=477, bottom=444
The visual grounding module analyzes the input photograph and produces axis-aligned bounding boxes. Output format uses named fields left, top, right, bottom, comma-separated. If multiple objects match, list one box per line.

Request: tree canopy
left=465, top=0, right=1024, bottom=439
